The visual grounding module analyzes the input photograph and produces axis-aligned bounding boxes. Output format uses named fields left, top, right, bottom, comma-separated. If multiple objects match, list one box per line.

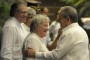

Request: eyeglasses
left=19, top=11, right=28, bottom=14
left=16, top=11, right=28, bottom=14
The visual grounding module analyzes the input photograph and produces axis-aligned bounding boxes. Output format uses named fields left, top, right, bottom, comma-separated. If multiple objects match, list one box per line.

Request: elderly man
left=25, top=6, right=89, bottom=60
left=0, top=2, right=28, bottom=60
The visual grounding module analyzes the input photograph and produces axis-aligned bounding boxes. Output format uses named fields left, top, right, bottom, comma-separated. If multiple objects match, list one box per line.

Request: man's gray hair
left=60, top=6, right=78, bottom=22
left=30, top=14, right=49, bottom=32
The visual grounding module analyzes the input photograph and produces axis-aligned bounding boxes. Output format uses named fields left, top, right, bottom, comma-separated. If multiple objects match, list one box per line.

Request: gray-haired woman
left=23, top=14, right=50, bottom=60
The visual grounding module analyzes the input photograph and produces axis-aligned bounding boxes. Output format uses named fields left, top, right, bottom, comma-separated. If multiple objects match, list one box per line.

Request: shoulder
left=3, top=17, right=18, bottom=28
left=25, top=33, right=40, bottom=43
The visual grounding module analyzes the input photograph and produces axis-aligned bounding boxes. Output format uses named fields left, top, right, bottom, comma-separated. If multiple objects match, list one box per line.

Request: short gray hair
left=27, top=7, right=36, bottom=16
left=60, top=6, right=78, bottom=22
left=30, top=14, right=49, bottom=32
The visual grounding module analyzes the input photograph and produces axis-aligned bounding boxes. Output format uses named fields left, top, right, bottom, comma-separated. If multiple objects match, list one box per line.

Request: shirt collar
left=31, top=32, right=42, bottom=40
left=21, top=23, right=30, bottom=31
left=62, top=22, right=79, bottom=32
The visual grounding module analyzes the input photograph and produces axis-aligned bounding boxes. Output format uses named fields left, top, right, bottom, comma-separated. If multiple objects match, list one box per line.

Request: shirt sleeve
left=36, top=33, right=76, bottom=59
left=1, top=26, right=17, bottom=60
left=24, top=36, right=40, bottom=60
left=24, top=37, right=40, bottom=51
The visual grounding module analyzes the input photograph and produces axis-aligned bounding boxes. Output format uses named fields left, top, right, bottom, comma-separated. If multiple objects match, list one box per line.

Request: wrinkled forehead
left=35, top=21, right=48, bottom=29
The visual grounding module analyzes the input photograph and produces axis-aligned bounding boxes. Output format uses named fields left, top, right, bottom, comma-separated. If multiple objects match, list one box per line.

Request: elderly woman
left=23, top=14, right=50, bottom=60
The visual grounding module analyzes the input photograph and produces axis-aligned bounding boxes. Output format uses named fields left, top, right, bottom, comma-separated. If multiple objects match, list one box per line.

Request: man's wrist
left=36, top=52, right=43, bottom=59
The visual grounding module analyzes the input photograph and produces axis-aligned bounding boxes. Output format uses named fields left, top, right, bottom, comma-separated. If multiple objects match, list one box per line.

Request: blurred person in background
left=49, top=10, right=61, bottom=41
left=40, top=7, right=49, bottom=16
left=21, top=7, right=36, bottom=37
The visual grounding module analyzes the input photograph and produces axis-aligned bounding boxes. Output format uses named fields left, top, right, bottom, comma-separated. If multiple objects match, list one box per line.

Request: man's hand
left=57, top=28, right=62, bottom=39
left=48, top=28, right=62, bottom=51
left=25, top=48, right=36, bottom=58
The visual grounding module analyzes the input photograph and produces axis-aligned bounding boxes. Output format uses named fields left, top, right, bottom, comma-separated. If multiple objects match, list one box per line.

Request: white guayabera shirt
left=36, top=23, right=89, bottom=60
left=1, top=17, right=26, bottom=60
left=21, top=23, right=30, bottom=37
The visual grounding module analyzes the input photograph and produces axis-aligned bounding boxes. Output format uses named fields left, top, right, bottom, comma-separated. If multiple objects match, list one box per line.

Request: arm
left=26, top=33, right=76, bottom=59
left=24, top=37, right=40, bottom=52
left=48, top=28, right=62, bottom=51
left=36, top=33, right=76, bottom=59
left=24, top=36, right=40, bottom=59
left=1, top=26, right=17, bottom=60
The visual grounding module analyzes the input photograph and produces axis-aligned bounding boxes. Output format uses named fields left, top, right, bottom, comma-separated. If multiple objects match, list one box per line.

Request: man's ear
left=66, top=16, right=70, bottom=21
left=67, top=16, right=71, bottom=23
left=66, top=16, right=72, bottom=25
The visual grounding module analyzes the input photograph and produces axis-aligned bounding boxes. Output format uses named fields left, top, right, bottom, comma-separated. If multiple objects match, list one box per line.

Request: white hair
left=30, top=14, right=49, bottom=32
left=27, top=7, right=36, bottom=16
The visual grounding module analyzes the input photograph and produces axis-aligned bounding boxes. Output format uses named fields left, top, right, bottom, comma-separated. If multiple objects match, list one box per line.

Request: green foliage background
left=0, top=0, right=14, bottom=32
